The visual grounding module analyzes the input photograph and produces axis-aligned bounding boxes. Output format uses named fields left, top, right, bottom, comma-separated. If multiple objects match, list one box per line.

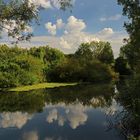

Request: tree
left=118, top=0, right=140, bottom=71
left=44, top=47, right=65, bottom=66
left=75, top=41, right=114, bottom=65
left=92, top=41, right=114, bottom=65
left=0, top=45, right=44, bottom=88
left=118, top=0, right=140, bottom=39
left=47, top=57, right=82, bottom=82
left=115, top=57, right=132, bottom=75
left=117, top=2, right=140, bottom=138
left=0, top=0, right=72, bottom=42
left=120, top=43, right=136, bottom=70
left=0, top=0, right=37, bottom=42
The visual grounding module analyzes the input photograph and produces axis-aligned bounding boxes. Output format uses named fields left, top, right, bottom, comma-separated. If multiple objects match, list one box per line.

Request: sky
left=1, top=0, right=129, bottom=57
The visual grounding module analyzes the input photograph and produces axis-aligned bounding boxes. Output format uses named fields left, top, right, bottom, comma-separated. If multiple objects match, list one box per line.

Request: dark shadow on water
left=115, top=77, right=140, bottom=139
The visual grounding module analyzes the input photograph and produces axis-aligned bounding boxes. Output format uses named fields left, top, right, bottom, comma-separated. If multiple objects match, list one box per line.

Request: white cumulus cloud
left=1, top=16, right=128, bottom=57
left=56, top=19, right=65, bottom=29
left=45, top=22, right=57, bottom=35
left=66, top=16, right=86, bottom=33
left=60, top=37, right=71, bottom=49
left=97, top=28, right=114, bottom=37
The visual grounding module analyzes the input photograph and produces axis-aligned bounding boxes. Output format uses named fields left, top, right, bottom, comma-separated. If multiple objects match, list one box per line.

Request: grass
left=9, top=82, right=77, bottom=92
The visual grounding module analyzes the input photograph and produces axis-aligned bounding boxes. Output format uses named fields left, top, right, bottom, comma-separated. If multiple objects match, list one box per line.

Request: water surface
left=0, top=84, right=125, bottom=140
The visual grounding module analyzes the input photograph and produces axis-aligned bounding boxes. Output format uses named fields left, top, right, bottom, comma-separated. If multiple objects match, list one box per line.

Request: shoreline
left=9, top=82, right=78, bottom=92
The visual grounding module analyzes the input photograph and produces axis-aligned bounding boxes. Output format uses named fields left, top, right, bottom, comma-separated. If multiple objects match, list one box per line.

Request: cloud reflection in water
left=0, top=112, right=32, bottom=129
left=46, top=102, right=88, bottom=129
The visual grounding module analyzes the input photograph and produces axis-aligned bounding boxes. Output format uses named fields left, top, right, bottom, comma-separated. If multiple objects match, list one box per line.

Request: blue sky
left=34, top=0, right=126, bottom=36
left=2, top=0, right=129, bottom=57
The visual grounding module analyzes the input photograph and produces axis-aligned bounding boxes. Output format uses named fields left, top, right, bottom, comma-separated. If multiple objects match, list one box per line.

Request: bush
left=47, top=58, right=114, bottom=83
left=0, top=46, right=44, bottom=88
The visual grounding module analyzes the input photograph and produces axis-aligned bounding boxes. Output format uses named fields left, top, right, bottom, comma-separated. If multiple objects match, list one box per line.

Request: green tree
left=29, top=47, right=46, bottom=62
left=29, top=46, right=66, bottom=81
left=15, top=54, right=44, bottom=82
left=29, top=46, right=65, bottom=65
left=117, top=1, right=140, bottom=139
left=47, top=57, right=82, bottom=82
left=75, top=41, right=114, bottom=65
left=115, top=56, right=132, bottom=75
left=47, top=57, right=115, bottom=83
left=0, top=0, right=72, bottom=42
left=120, top=43, right=136, bottom=70
left=0, top=45, right=44, bottom=88
left=118, top=0, right=140, bottom=71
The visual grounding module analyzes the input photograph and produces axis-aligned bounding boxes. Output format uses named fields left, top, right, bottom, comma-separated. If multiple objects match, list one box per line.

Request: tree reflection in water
left=115, top=77, right=140, bottom=139
left=0, top=83, right=136, bottom=140
left=0, top=83, right=115, bottom=113
left=0, top=84, right=115, bottom=130
left=102, top=77, right=140, bottom=140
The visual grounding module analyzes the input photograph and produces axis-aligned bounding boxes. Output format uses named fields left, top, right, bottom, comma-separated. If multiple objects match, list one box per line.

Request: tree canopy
left=118, top=0, right=140, bottom=71
left=0, top=0, right=72, bottom=42
left=75, top=41, right=114, bottom=65
left=0, top=42, right=115, bottom=88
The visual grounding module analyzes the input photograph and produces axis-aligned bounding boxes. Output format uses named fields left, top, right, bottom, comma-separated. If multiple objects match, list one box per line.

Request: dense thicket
left=45, top=41, right=115, bottom=83
left=0, top=45, right=42, bottom=87
left=0, top=41, right=115, bottom=88
left=0, top=44, right=64, bottom=88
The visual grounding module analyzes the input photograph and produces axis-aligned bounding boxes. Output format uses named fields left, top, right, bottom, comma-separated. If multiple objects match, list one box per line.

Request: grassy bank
left=9, top=83, right=77, bottom=92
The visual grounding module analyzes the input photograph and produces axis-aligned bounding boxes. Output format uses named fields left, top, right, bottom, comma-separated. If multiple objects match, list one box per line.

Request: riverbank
left=9, top=83, right=77, bottom=92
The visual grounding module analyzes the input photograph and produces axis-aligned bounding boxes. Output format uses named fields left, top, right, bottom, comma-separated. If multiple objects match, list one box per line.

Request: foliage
left=29, top=46, right=65, bottom=81
left=0, top=45, right=44, bottom=88
left=80, top=60, right=115, bottom=82
left=0, top=45, right=68, bottom=88
left=0, top=0, right=72, bottom=42
left=43, top=47, right=65, bottom=66
left=117, top=2, right=140, bottom=139
left=118, top=0, right=140, bottom=71
left=75, top=41, right=114, bottom=65
left=115, top=56, right=132, bottom=75
left=117, top=0, right=140, bottom=39
left=0, top=0, right=37, bottom=42
left=28, top=46, right=65, bottom=65
left=47, top=57, right=82, bottom=82
left=47, top=57, right=115, bottom=83
left=50, top=41, right=116, bottom=83
left=0, top=41, right=116, bottom=88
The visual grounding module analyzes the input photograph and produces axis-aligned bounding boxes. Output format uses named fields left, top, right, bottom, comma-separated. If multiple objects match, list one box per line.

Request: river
left=0, top=82, right=137, bottom=140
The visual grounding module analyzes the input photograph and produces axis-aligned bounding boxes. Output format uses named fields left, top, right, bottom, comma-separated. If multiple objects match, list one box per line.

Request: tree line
left=0, top=41, right=117, bottom=88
